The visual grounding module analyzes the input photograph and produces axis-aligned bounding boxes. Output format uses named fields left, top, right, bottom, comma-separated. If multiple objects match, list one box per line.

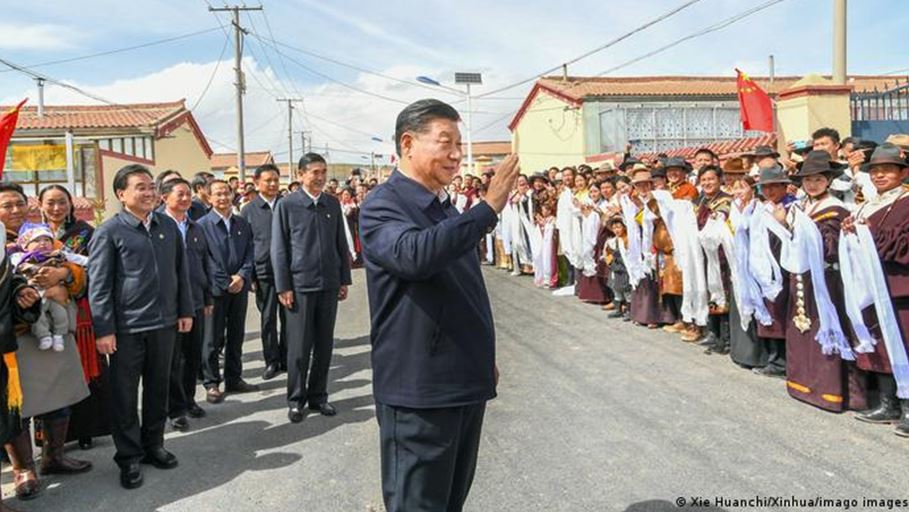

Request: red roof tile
left=10, top=100, right=187, bottom=131
left=210, top=151, right=275, bottom=170
left=585, top=134, right=778, bottom=165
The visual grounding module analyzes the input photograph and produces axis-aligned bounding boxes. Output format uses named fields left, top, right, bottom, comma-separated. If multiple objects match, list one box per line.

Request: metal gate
left=851, top=80, right=909, bottom=142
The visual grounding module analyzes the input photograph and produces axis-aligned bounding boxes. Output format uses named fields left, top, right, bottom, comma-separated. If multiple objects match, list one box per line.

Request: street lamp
left=415, top=72, right=483, bottom=175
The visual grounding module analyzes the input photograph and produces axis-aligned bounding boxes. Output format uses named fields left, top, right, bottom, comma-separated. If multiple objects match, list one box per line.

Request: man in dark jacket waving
left=360, top=99, right=519, bottom=512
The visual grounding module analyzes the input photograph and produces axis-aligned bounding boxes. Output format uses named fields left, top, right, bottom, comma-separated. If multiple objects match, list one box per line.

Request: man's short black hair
left=228, top=176, right=239, bottom=183
left=394, top=99, right=461, bottom=156
left=154, top=169, right=182, bottom=190
left=113, top=164, right=153, bottom=193
left=0, top=182, right=27, bottom=201
left=191, top=171, right=214, bottom=194
left=298, top=152, right=327, bottom=172
left=209, top=178, right=230, bottom=190
left=255, top=163, right=281, bottom=180
left=812, top=127, right=841, bottom=145
left=159, top=177, right=191, bottom=197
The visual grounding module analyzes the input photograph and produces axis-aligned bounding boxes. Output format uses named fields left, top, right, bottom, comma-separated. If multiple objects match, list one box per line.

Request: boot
left=681, top=326, right=702, bottom=343
left=895, top=400, right=909, bottom=438
left=857, top=374, right=902, bottom=424
left=39, top=417, right=92, bottom=475
left=607, top=301, right=624, bottom=318
left=5, top=427, right=39, bottom=500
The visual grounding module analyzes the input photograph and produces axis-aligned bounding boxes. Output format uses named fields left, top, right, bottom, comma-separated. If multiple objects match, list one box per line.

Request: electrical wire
left=189, top=30, right=233, bottom=111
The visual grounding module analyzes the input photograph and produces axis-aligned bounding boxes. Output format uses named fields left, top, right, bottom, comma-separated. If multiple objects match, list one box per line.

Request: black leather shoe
left=170, top=416, right=189, bottom=432
left=120, top=463, right=143, bottom=489
left=262, top=364, right=280, bottom=381
left=309, top=403, right=337, bottom=416
left=187, top=402, right=206, bottom=418
left=288, top=407, right=304, bottom=423
left=225, top=380, right=259, bottom=393
left=141, top=447, right=178, bottom=469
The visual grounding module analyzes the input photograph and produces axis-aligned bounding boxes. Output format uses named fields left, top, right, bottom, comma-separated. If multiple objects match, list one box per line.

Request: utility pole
left=832, top=0, right=847, bottom=85
left=276, top=98, right=303, bottom=181
left=209, top=4, right=263, bottom=180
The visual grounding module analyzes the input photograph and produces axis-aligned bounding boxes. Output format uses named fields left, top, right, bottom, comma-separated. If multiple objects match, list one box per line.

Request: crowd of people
left=460, top=127, right=909, bottom=438
left=0, top=154, right=363, bottom=507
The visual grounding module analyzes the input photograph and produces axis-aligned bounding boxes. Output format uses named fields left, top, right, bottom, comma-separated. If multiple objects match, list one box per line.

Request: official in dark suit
left=160, top=178, right=213, bottom=430
left=88, top=165, right=194, bottom=489
left=272, top=152, right=352, bottom=423
left=188, top=171, right=214, bottom=221
left=198, top=179, right=257, bottom=403
left=359, top=99, right=519, bottom=512
left=240, top=164, right=287, bottom=380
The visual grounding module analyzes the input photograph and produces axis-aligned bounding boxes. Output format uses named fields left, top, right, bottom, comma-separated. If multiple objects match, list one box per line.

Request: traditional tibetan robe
left=728, top=199, right=768, bottom=368
left=652, top=200, right=682, bottom=324
left=852, top=186, right=909, bottom=376
left=670, top=181, right=699, bottom=201
left=577, top=211, right=610, bottom=303
left=629, top=197, right=665, bottom=325
left=556, top=188, right=583, bottom=272
left=756, top=208, right=791, bottom=341
left=784, top=195, right=866, bottom=412
left=533, top=217, right=557, bottom=288
left=695, top=192, right=734, bottom=348
left=509, top=192, right=535, bottom=271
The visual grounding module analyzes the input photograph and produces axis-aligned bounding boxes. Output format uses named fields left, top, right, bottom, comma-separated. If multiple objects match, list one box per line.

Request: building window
left=4, top=142, right=97, bottom=199
left=112, top=138, right=123, bottom=154
left=145, top=138, right=154, bottom=161
left=98, top=139, right=111, bottom=151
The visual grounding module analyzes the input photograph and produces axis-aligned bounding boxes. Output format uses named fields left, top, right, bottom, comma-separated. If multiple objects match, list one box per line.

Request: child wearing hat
left=10, top=222, right=82, bottom=352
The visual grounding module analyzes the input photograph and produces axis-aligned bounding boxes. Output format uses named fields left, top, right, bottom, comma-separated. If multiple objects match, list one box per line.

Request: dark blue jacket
left=239, top=194, right=279, bottom=283
left=271, top=189, right=352, bottom=293
left=197, top=210, right=255, bottom=297
left=188, top=197, right=210, bottom=222
left=88, top=211, right=194, bottom=338
left=359, top=170, right=498, bottom=408
left=183, top=219, right=213, bottom=312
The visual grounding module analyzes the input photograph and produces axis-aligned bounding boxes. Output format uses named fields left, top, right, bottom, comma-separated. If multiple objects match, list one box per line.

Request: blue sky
left=1, top=0, right=906, bottom=163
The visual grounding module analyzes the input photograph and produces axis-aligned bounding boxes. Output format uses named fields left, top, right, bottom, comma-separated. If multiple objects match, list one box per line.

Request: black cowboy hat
left=861, top=142, right=909, bottom=172
left=750, top=145, right=780, bottom=159
left=793, top=150, right=846, bottom=180
left=754, top=164, right=792, bottom=187
left=663, top=156, right=692, bottom=172
left=619, top=157, right=642, bottom=172
left=529, top=172, right=550, bottom=185
left=650, top=167, right=667, bottom=179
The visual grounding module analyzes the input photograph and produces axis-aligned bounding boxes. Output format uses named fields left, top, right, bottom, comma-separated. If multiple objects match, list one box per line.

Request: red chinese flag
left=736, top=69, right=773, bottom=133
left=0, top=99, right=27, bottom=178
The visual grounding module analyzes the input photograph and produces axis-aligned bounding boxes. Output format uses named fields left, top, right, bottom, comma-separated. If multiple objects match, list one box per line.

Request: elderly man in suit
left=360, top=99, right=520, bottom=512
left=198, top=179, right=257, bottom=403
left=272, top=153, right=352, bottom=424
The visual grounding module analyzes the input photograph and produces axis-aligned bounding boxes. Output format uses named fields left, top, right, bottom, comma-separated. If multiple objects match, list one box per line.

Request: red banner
left=0, top=99, right=27, bottom=178
left=736, top=69, right=773, bottom=133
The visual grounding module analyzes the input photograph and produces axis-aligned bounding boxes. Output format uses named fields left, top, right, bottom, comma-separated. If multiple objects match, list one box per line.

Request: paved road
left=7, top=268, right=909, bottom=511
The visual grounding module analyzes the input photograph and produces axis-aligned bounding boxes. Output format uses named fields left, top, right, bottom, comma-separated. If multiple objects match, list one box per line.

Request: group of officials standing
left=87, top=153, right=351, bottom=489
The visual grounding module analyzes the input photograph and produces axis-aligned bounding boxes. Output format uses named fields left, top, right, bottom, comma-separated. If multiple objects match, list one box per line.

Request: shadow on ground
left=17, top=336, right=373, bottom=512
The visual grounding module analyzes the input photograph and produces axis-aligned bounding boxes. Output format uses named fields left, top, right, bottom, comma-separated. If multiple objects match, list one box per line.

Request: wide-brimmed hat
left=885, top=134, right=909, bottom=151
left=750, top=145, right=780, bottom=159
left=630, top=165, right=653, bottom=184
left=793, top=150, right=846, bottom=180
left=721, top=157, right=747, bottom=174
left=862, top=142, right=909, bottom=172
left=619, top=157, right=642, bottom=172
left=651, top=167, right=667, bottom=179
left=663, top=157, right=691, bottom=172
left=596, top=161, right=616, bottom=174
left=529, top=172, right=550, bottom=185
left=755, top=164, right=792, bottom=186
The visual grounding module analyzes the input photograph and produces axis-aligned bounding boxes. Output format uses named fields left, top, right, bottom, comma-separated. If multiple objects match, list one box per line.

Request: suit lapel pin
left=159, top=234, right=164, bottom=239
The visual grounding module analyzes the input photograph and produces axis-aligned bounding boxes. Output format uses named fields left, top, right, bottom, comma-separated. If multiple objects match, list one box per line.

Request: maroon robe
left=577, top=225, right=613, bottom=304
left=784, top=203, right=867, bottom=412
left=854, top=188, right=909, bottom=375
left=757, top=228, right=790, bottom=340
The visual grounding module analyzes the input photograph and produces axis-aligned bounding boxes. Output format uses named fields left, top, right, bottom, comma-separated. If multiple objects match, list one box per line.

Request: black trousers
left=255, top=279, right=287, bottom=368
left=169, top=308, right=204, bottom=418
left=203, top=292, right=248, bottom=388
left=285, top=289, right=338, bottom=407
left=765, top=337, right=787, bottom=371
left=376, top=402, right=486, bottom=512
left=108, top=327, right=176, bottom=468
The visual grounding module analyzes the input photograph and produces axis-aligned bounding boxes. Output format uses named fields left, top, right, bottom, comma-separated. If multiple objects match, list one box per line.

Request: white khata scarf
left=652, top=191, right=708, bottom=326
left=620, top=195, right=645, bottom=288
left=787, top=207, right=854, bottom=359
left=697, top=214, right=729, bottom=308
left=748, top=204, right=791, bottom=301
left=839, top=224, right=909, bottom=398
left=730, top=200, right=772, bottom=329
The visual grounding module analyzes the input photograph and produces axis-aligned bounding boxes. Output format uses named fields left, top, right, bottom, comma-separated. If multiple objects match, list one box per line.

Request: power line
left=473, top=0, right=705, bottom=99
left=189, top=30, right=233, bottom=111
left=583, top=0, right=787, bottom=81
left=0, top=27, right=223, bottom=73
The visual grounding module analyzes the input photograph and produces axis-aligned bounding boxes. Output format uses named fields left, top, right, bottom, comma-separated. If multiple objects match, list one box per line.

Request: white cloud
left=0, top=22, right=83, bottom=51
